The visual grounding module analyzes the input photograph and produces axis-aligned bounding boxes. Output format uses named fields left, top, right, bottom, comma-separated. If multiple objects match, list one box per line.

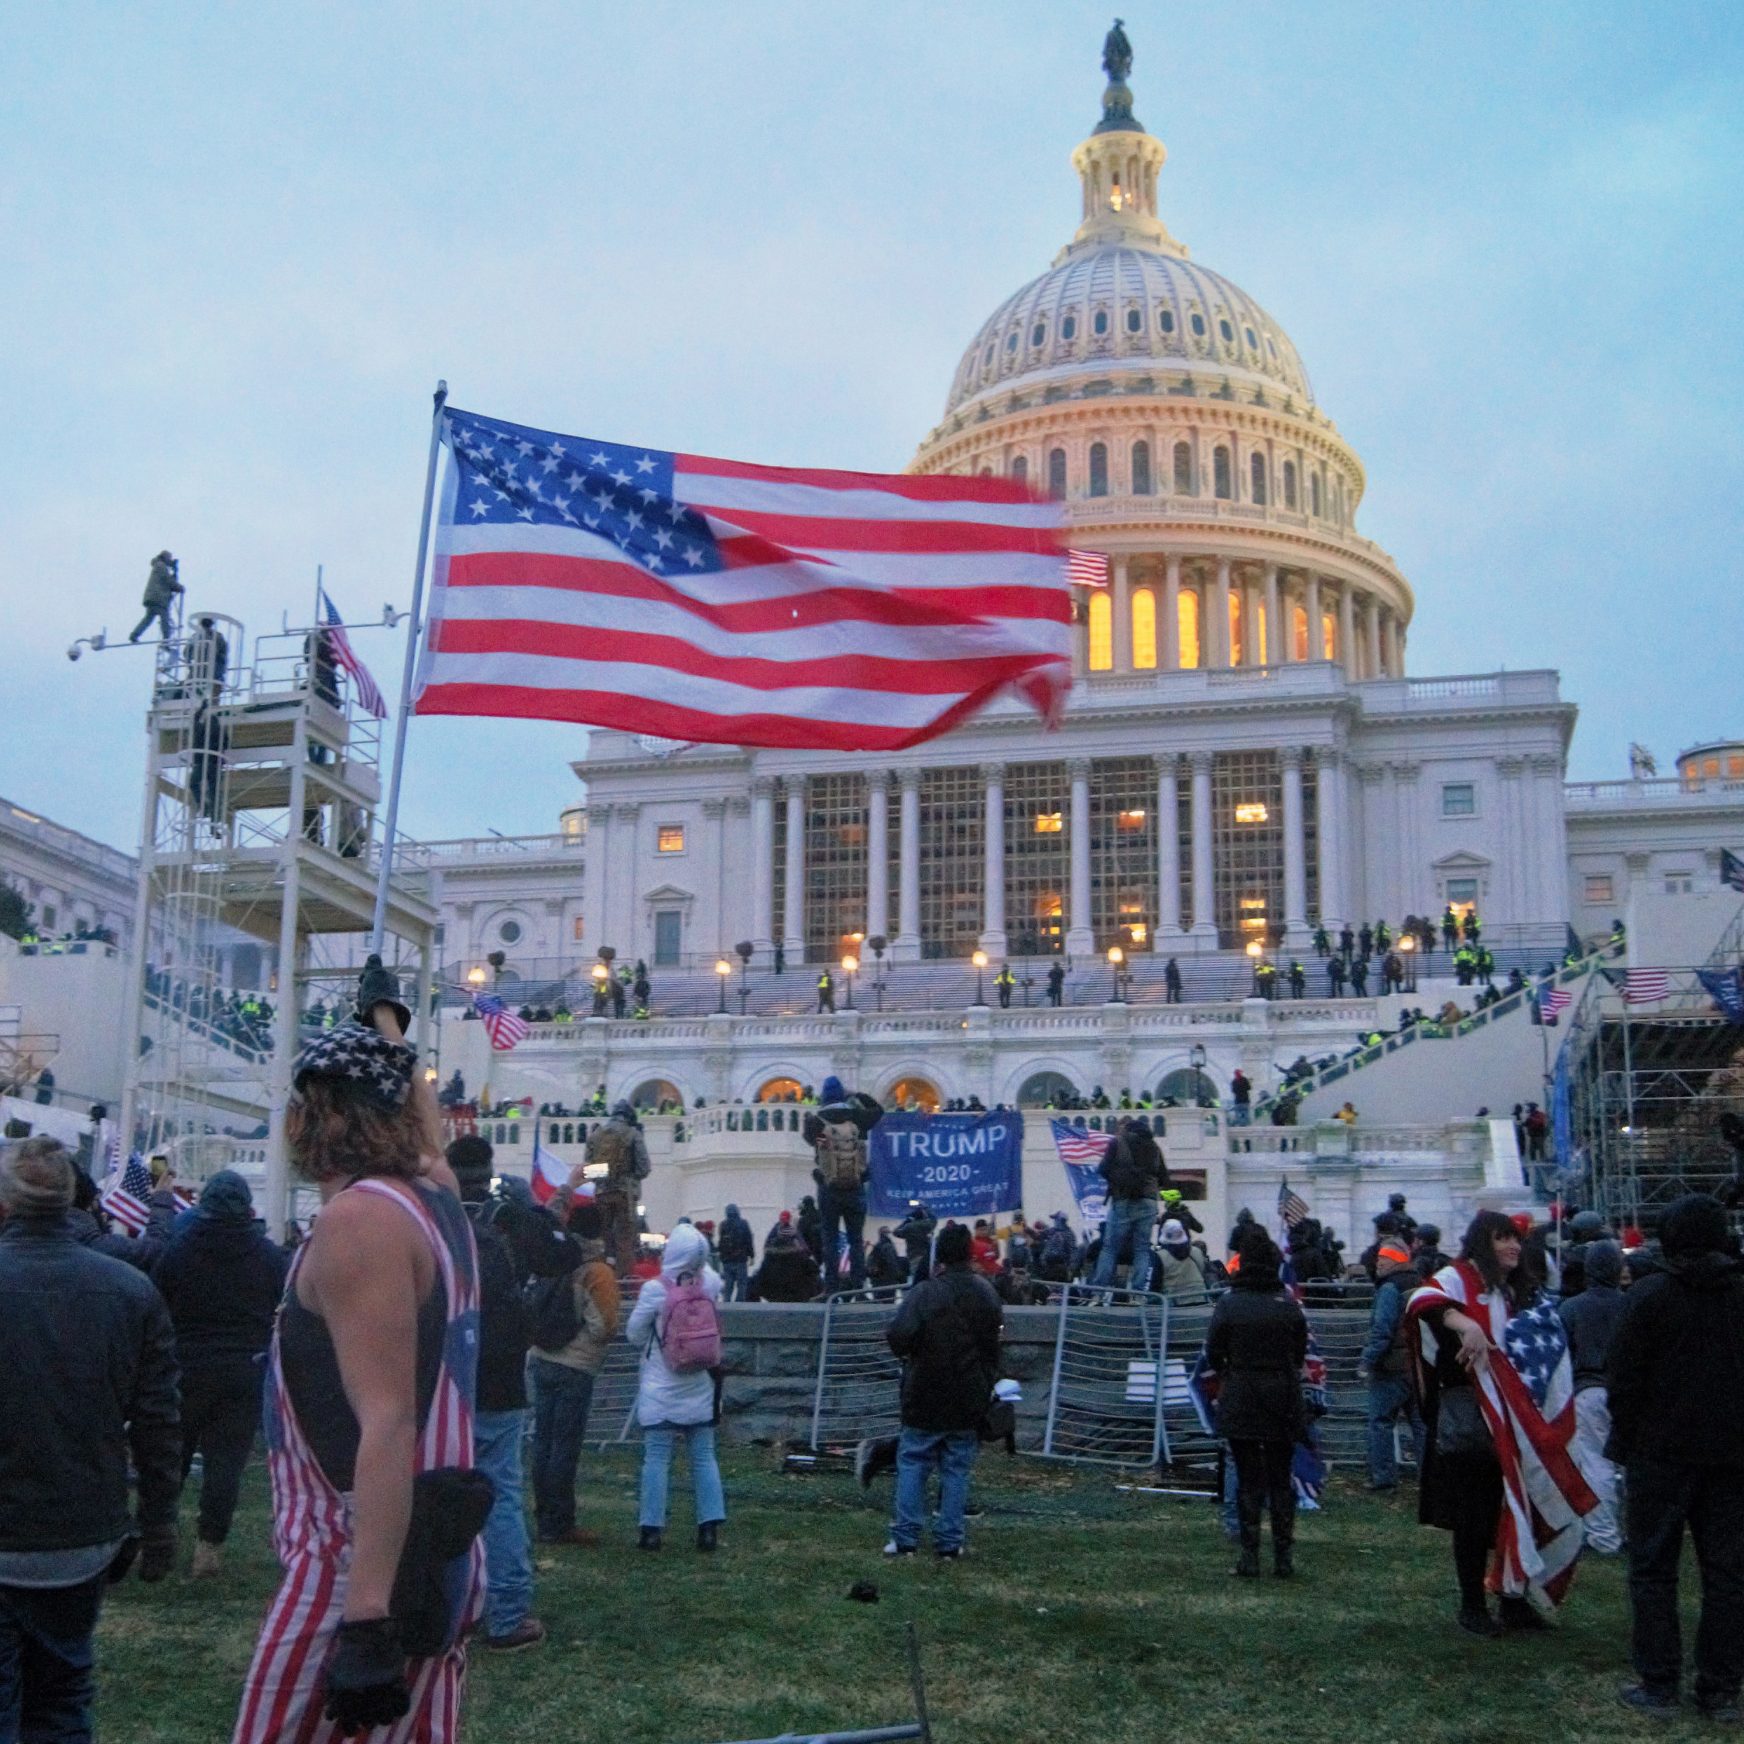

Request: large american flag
left=413, top=409, right=1072, bottom=750
left=473, top=991, right=528, bottom=1052
left=1066, top=549, right=1109, bottom=588
left=1049, top=1118, right=1111, bottom=1229
left=1407, top=1260, right=1600, bottom=1607
left=1624, top=966, right=1671, bottom=1004
left=319, top=588, right=388, bottom=720
left=100, top=1154, right=153, bottom=1236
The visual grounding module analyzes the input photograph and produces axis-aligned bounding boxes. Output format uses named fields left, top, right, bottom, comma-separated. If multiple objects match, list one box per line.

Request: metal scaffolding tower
left=117, top=610, right=438, bottom=1233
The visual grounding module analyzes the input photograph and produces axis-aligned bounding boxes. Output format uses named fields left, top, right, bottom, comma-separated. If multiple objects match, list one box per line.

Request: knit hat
left=292, top=1018, right=414, bottom=1110
left=198, top=1168, right=254, bottom=1221
left=0, top=1139, right=75, bottom=1215
left=1583, top=1239, right=1624, bottom=1288
left=820, top=1075, right=846, bottom=1104
left=936, top=1222, right=972, bottom=1265
left=1661, top=1193, right=1730, bottom=1258
left=778, top=1210, right=792, bottom=1223
left=1568, top=1210, right=1607, bottom=1240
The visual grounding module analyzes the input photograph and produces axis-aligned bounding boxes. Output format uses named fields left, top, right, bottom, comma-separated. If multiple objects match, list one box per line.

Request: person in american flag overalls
left=233, top=964, right=481, bottom=1743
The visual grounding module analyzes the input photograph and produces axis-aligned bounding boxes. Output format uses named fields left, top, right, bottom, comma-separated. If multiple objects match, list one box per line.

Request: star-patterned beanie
left=293, top=1018, right=415, bottom=1111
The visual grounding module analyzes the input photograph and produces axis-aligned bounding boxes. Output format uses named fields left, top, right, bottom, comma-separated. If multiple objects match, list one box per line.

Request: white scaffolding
left=116, top=610, right=438, bottom=1232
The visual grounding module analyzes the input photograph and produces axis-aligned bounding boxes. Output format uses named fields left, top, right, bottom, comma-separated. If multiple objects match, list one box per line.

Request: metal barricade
left=809, top=1288, right=904, bottom=1452
left=1037, top=1284, right=1170, bottom=1469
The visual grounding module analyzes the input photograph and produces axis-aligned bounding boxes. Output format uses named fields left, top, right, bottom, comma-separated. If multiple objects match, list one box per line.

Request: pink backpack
left=657, top=1271, right=723, bottom=1372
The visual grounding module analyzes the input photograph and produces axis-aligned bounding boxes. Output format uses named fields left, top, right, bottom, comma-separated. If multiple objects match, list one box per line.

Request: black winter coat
left=886, top=1264, right=1003, bottom=1433
left=0, top=1215, right=181, bottom=1552
left=1204, top=1272, right=1308, bottom=1443
left=717, top=1214, right=755, bottom=1264
left=1607, top=1250, right=1744, bottom=1468
left=154, top=1211, right=289, bottom=1366
left=465, top=1200, right=531, bottom=1412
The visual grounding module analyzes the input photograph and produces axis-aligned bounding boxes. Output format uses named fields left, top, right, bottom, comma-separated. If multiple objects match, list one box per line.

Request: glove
left=355, top=954, right=412, bottom=1034
left=138, top=1532, right=176, bottom=1584
left=323, top=1617, right=410, bottom=1737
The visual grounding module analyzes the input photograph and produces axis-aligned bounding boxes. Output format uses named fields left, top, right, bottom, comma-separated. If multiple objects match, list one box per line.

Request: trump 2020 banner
left=867, top=1111, right=1025, bottom=1219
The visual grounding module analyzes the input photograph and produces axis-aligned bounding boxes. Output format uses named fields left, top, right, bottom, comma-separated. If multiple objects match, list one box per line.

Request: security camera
left=67, top=644, right=82, bottom=662
left=382, top=604, right=404, bottom=628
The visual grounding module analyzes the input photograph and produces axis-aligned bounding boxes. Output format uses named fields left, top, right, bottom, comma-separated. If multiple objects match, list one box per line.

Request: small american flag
left=1539, top=983, right=1572, bottom=1018
left=473, top=991, right=528, bottom=1051
left=1625, top=967, right=1671, bottom=1004
left=1066, top=549, right=1109, bottom=588
left=100, top=1154, right=153, bottom=1236
left=319, top=588, right=388, bottom=720
left=1277, top=1179, right=1310, bottom=1228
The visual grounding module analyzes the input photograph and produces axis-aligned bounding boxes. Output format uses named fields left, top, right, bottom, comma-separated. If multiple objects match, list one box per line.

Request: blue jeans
left=1365, top=1373, right=1425, bottom=1488
left=893, top=1428, right=979, bottom=1553
left=473, top=1407, right=534, bottom=1636
left=0, top=1574, right=104, bottom=1742
left=639, top=1424, right=726, bottom=1530
left=1091, top=1200, right=1156, bottom=1293
left=819, top=1185, right=867, bottom=1290
left=721, top=1259, right=750, bottom=1302
left=530, top=1358, right=596, bottom=1540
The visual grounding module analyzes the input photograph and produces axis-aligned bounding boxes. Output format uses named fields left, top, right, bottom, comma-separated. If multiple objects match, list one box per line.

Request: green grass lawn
left=98, top=1448, right=1709, bottom=1744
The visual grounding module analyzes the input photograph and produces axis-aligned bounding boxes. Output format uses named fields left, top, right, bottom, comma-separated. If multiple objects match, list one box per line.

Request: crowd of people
left=1, top=951, right=1737, bottom=1737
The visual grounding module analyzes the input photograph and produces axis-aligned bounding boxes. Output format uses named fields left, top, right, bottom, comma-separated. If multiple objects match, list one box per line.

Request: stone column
left=608, top=802, right=640, bottom=956
left=1212, top=557, right=1233, bottom=669
left=1365, top=595, right=1383, bottom=680
left=1111, top=556, right=1132, bottom=673
left=1497, top=756, right=1527, bottom=918
left=1315, top=749, right=1346, bottom=928
left=1338, top=582, right=1357, bottom=679
left=1066, top=758, right=1095, bottom=955
left=1281, top=747, right=1308, bottom=945
left=1393, top=761, right=1421, bottom=920
left=781, top=774, right=806, bottom=961
left=1189, top=751, right=1217, bottom=940
left=980, top=762, right=1007, bottom=955
left=1305, top=573, right=1322, bottom=661
left=1264, top=564, right=1282, bottom=665
left=1162, top=554, right=1181, bottom=671
left=1530, top=752, right=1567, bottom=927
left=1155, top=754, right=1183, bottom=938
left=866, top=771, right=890, bottom=943
left=749, top=776, right=775, bottom=953
left=895, top=768, right=923, bottom=962
left=702, top=798, right=728, bottom=954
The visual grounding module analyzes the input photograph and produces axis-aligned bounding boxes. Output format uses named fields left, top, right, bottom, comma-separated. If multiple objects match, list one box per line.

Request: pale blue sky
left=5, top=2, right=1740, bottom=849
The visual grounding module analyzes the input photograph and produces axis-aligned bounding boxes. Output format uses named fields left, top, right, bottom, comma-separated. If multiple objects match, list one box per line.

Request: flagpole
left=370, top=380, right=449, bottom=955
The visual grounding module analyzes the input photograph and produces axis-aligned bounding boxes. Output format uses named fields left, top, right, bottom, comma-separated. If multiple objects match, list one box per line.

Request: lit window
left=1132, top=587, right=1157, bottom=668
left=1292, top=603, right=1309, bottom=661
left=1321, top=611, right=1337, bottom=661
left=657, top=824, right=686, bottom=853
left=1235, top=802, right=1268, bottom=825
left=1088, top=442, right=1109, bottom=497
left=1088, top=590, right=1113, bottom=671
left=1159, top=309, right=1176, bottom=334
left=1033, top=812, right=1064, bottom=834
left=1126, top=308, right=1142, bottom=333
left=1583, top=875, right=1614, bottom=905
left=1446, top=878, right=1479, bottom=908
left=1441, top=783, right=1476, bottom=818
left=1118, top=808, right=1148, bottom=830
left=1062, top=315, right=1077, bottom=341
left=1093, top=310, right=1109, bottom=335
left=498, top=919, right=522, bottom=944
left=1178, top=587, right=1201, bottom=669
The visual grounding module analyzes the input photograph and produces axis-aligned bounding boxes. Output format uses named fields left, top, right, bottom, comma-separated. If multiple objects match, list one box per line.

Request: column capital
left=1152, top=752, right=1181, bottom=778
left=1357, top=762, right=1385, bottom=786
left=1066, top=757, right=1094, bottom=781
left=780, top=772, right=807, bottom=797
left=1496, top=755, right=1527, bottom=778
left=866, top=768, right=891, bottom=794
left=1529, top=752, right=1563, bottom=775
left=898, top=766, right=925, bottom=794
left=1314, top=745, right=1340, bottom=771
left=750, top=774, right=776, bottom=800
left=979, top=761, right=1006, bottom=784
left=1279, top=745, right=1305, bottom=770
left=701, top=797, right=728, bottom=819
left=1188, top=749, right=1215, bottom=774
left=1390, top=760, right=1421, bottom=784
left=610, top=801, right=641, bottom=823
left=1164, top=551, right=1182, bottom=581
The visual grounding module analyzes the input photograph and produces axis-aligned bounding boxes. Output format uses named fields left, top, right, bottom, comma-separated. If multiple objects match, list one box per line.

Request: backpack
left=815, top=1119, right=865, bottom=1191
left=656, top=1271, right=723, bottom=1372
left=1040, top=1224, right=1075, bottom=1277
left=524, top=1251, right=583, bottom=1352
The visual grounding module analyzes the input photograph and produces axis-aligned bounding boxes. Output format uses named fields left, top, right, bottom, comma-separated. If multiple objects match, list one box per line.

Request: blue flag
left=1699, top=966, right=1744, bottom=1024
left=1723, top=847, right=1744, bottom=894
left=866, top=1110, right=1025, bottom=1219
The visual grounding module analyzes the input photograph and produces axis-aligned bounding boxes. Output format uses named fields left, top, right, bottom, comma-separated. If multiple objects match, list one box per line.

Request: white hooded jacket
left=627, top=1223, right=723, bottom=1428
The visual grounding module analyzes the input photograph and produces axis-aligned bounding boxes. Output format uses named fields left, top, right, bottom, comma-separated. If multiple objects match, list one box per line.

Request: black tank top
left=278, top=1183, right=450, bottom=1491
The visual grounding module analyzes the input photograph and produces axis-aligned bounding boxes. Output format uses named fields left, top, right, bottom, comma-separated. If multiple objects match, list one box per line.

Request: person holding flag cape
left=1405, top=1210, right=1603, bottom=1638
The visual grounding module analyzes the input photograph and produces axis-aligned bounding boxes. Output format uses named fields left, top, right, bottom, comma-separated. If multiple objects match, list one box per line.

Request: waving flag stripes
left=473, top=992, right=528, bottom=1052
left=1624, top=967, right=1672, bottom=1005
left=1407, top=1260, right=1600, bottom=1607
left=414, top=408, right=1073, bottom=751
left=319, top=588, right=388, bottom=719
left=1066, top=549, right=1109, bottom=588
left=1050, top=1118, right=1112, bottom=1229
left=101, top=1155, right=153, bottom=1236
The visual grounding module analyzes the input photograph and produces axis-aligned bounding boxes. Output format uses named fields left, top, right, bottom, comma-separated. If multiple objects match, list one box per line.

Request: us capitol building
left=7, top=30, right=1740, bottom=1240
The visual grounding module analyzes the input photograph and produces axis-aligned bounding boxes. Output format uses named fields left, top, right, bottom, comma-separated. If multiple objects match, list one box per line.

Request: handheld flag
left=100, top=1154, right=153, bottom=1236
left=1277, top=1179, right=1310, bottom=1228
left=1049, top=1119, right=1111, bottom=1230
left=319, top=589, right=388, bottom=720
left=414, top=408, right=1073, bottom=750
left=530, top=1138, right=570, bottom=1207
left=473, top=992, right=529, bottom=1052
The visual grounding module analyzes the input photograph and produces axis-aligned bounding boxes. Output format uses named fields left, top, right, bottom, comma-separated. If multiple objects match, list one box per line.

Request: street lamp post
left=1190, top=1041, right=1208, bottom=1107
left=589, top=961, right=609, bottom=1013
left=1398, top=932, right=1417, bottom=993
left=841, top=954, right=858, bottom=1011
left=714, top=957, right=731, bottom=1013
left=971, top=949, right=988, bottom=1006
left=1107, top=944, right=1125, bottom=1002
left=1246, top=938, right=1265, bottom=996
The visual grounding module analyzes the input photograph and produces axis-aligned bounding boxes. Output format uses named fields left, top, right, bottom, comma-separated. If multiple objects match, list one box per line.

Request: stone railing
left=1564, top=776, right=1744, bottom=809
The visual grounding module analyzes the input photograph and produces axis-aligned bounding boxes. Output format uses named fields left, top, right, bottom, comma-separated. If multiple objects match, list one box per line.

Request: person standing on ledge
left=128, top=549, right=182, bottom=643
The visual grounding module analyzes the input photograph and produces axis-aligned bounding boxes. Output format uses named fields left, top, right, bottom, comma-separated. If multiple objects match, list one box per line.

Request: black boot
left=1273, top=1543, right=1294, bottom=1579
left=1233, top=1544, right=1260, bottom=1578
left=696, top=1521, right=718, bottom=1553
left=638, top=1526, right=662, bottom=1552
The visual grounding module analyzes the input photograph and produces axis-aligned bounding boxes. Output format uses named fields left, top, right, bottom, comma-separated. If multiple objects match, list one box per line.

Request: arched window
left=1031, top=321, right=1046, bottom=346
left=1061, top=314, right=1077, bottom=341
left=1321, top=610, right=1337, bottom=661
left=629, top=1077, right=682, bottom=1111
left=1292, top=602, right=1309, bottom=661
left=1010, top=454, right=1028, bottom=484
left=1087, top=590, right=1113, bottom=671
left=1125, top=307, right=1142, bottom=333
left=886, top=1076, right=941, bottom=1114
left=1092, top=310, right=1109, bottom=336
left=1190, top=312, right=1206, bottom=337
left=1282, top=459, right=1298, bottom=509
left=1131, top=440, right=1152, bottom=495
left=982, top=342, right=994, bottom=368
left=1005, top=331, right=1018, bottom=352
left=756, top=1076, right=803, bottom=1102
left=1159, top=309, right=1176, bottom=334
left=1178, top=586, right=1201, bottom=669
left=1173, top=441, right=1193, bottom=494
left=1311, top=470, right=1323, bottom=517
left=1088, top=442, right=1109, bottom=497
left=1156, top=1067, right=1215, bottom=1107
left=1218, top=317, right=1234, bottom=343
left=1132, top=586, right=1157, bottom=669
left=1017, top=1071, right=1079, bottom=1107
left=1047, top=448, right=1067, bottom=499
left=1250, top=452, right=1268, bottom=506
left=1213, top=446, right=1232, bottom=500
left=1229, top=587, right=1244, bottom=665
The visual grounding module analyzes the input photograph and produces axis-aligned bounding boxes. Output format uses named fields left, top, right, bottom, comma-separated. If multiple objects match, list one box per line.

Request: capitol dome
left=944, top=246, right=1315, bottom=421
